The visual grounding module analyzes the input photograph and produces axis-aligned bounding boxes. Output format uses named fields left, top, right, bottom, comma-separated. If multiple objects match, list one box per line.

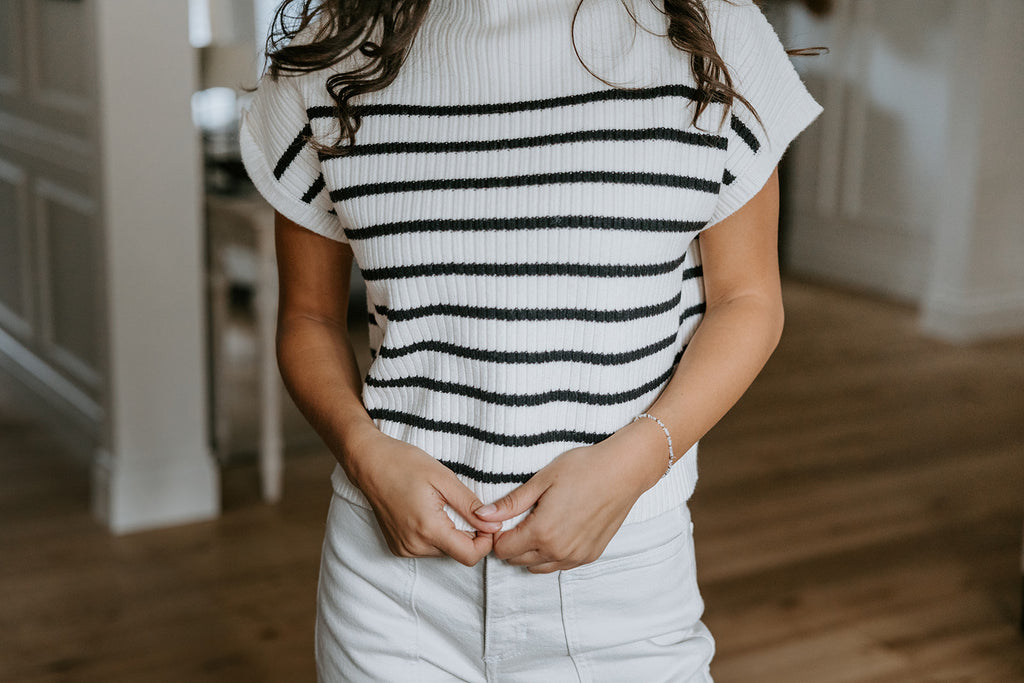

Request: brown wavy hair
left=265, top=0, right=807, bottom=156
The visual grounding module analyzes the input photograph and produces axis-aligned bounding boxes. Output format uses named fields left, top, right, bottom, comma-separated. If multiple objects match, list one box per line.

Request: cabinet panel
left=18, top=0, right=95, bottom=139
left=35, top=178, right=102, bottom=392
left=0, top=2, right=22, bottom=95
left=0, top=160, right=32, bottom=335
left=0, top=0, right=104, bottom=415
left=29, top=0, right=91, bottom=107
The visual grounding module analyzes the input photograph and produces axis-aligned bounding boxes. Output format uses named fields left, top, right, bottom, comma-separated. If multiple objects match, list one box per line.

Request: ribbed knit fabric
left=240, top=0, right=822, bottom=531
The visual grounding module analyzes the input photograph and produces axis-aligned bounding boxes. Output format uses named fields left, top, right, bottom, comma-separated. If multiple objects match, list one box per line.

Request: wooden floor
left=1, top=280, right=1022, bottom=682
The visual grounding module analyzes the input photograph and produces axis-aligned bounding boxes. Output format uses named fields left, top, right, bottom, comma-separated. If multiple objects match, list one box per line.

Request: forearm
left=276, top=315, right=380, bottom=472
left=659, top=291, right=783, bottom=439
left=279, top=315, right=501, bottom=560
left=621, top=292, right=785, bottom=489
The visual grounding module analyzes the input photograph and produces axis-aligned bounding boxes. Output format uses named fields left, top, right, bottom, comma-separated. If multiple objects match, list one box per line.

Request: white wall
left=782, top=0, right=1024, bottom=341
left=920, top=0, right=1024, bottom=341
left=782, top=0, right=956, bottom=302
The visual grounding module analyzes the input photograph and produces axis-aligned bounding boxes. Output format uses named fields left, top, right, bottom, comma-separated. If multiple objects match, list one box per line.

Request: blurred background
left=0, top=0, right=1021, bottom=680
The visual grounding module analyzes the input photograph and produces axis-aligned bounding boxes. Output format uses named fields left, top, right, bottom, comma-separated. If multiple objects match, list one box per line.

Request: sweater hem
left=328, top=445, right=698, bottom=533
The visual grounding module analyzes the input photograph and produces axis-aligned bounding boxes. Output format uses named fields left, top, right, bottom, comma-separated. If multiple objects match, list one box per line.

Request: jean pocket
left=558, top=506, right=704, bottom=655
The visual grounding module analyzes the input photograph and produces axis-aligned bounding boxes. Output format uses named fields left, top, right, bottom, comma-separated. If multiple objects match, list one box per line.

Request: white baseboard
left=92, top=448, right=221, bottom=535
left=920, top=286, right=1024, bottom=343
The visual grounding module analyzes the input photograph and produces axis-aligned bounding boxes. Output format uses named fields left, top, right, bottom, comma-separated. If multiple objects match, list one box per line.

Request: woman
left=240, top=0, right=821, bottom=679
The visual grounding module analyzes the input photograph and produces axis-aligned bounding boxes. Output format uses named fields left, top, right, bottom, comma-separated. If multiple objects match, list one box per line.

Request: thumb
left=434, top=475, right=502, bottom=534
left=475, top=478, right=546, bottom=522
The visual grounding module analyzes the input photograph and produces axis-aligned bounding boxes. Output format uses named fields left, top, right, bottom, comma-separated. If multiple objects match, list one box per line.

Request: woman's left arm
left=477, top=168, right=785, bottom=573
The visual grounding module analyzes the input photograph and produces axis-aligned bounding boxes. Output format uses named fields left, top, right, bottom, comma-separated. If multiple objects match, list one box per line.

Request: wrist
left=608, top=417, right=673, bottom=494
left=336, top=419, right=386, bottom=481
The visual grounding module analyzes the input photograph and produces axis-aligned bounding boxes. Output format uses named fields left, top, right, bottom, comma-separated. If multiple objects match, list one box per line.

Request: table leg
left=256, top=222, right=283, bottom=503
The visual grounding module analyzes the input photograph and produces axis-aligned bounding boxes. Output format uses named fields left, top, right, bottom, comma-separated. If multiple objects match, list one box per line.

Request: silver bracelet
left=632, top=412, right=676, bottom=478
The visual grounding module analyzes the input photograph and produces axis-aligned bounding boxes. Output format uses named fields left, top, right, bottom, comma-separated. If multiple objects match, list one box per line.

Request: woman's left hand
left=474, top=419, right=671, bottom=573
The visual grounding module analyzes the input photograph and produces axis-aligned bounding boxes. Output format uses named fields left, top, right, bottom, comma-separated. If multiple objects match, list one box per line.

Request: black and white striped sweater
left=240, top=0, right=821, bottom=530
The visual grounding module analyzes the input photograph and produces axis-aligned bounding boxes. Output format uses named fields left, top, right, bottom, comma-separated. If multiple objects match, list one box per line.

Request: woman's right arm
left=274, top=211, right=499, bottom=565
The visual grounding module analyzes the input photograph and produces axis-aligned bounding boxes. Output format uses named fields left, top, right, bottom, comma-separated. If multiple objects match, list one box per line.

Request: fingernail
left=476, top=504, right=497, bottom=516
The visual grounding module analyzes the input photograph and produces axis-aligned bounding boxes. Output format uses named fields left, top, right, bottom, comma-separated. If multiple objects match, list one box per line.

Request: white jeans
left=316, top=493, right=715, bottom=682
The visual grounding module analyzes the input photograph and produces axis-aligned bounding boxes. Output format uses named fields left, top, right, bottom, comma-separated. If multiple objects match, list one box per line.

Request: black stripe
left=722, top=169, right=736, bottom=186
left=346, top=215, right=706, bottom=241
left=273, top=124, right=311, bottom=180
left=325, top=127, right=727, bottom=159
left=359, top=253, right=687, bottom=281
left=301, top=174, right=326, bottom=204
left=369, top=408, right=612, bottom=449
left=307, top=83, right=704, bottom=120
left=365, top=361, right=678, bottom=408
left=731, top=115, right=761, bottom=153
left=678, top=302, right=706, bottom=326
left=331, top=171, right=720, bottom=202
left=368, top=312, right=378, bottom=327
left=682, top=265, right=703, bottom=281
left=377, top=331, right=678, bottom=365
left=438, top=460, right=535, bottom=485
left=672, top=344, right=686, bottom=366
left=381, top=291, right=681, bottom=324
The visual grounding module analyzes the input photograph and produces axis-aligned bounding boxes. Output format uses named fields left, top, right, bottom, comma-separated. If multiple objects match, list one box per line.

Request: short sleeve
left=704, top=0, right=823, bottom=228
left=239, top=70, right=349, bottom=243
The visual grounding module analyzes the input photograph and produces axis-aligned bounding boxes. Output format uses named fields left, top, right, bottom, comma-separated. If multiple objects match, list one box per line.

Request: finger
left=386, top=537, right=444, bottom=559
left=472, top=532, right=494, bottom=555
left=434, top=526, right=492, bottom=567
left=475, top=477, right=547, bottom=523
left=501, top=550, right=547, bottom=567
left=434, top=473, right=503, bottom=534
left=491, top=515, right=549, bottom=560
left=526, top=561, right=567, bottom=575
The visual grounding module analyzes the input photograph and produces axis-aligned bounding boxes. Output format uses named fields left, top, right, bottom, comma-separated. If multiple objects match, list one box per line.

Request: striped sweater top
left=240, top=0, right=822, bottom=531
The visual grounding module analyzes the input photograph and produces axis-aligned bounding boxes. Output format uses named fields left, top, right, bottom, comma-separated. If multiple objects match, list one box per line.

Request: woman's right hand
left=273, top=213, right=495, bottom=566
left=343, top=431, right=500, bottom=567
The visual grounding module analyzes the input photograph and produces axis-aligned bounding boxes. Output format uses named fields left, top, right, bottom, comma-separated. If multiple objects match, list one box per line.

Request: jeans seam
left=559, top=570, right=587, bottom=682
left=407, top=557, right=422, bottom=675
